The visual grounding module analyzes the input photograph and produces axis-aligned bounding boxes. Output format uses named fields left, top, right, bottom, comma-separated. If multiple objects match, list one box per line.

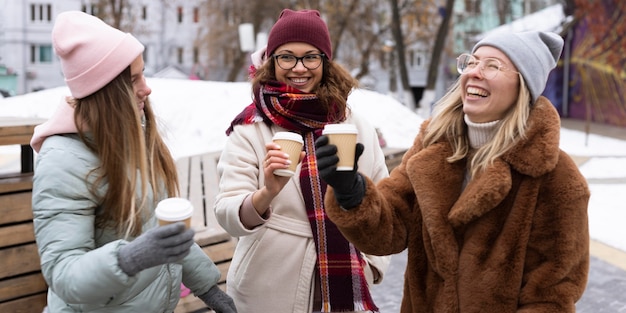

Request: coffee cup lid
left=322, top=123, right=358, bottom=134
left=155, top=197, right=193, bottom=221
left=272, top=131, right=304, bottom=143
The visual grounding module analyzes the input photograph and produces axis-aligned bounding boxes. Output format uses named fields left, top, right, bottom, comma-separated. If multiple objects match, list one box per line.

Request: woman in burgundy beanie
left=216, top=8, right=390, bottom=313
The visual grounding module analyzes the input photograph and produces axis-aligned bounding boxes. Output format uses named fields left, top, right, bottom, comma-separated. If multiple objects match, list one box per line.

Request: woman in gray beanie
left=315, top=30, right=590, bottom=312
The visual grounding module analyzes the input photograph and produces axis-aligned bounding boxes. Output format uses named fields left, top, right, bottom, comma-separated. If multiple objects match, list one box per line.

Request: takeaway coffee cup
left=272, top=132, right=304, bottom=177
left=322, top=124, right=358, bottom=171
left=155, top=197, right=193, bottom=228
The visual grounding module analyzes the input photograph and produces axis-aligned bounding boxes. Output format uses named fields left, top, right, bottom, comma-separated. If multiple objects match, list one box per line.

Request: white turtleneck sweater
left=462, top=114, right=500, bottom=189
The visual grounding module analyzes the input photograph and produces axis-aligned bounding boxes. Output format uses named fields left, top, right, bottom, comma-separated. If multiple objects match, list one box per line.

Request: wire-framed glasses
left=273, top=54, right=325, bottom=70
left=456, top=53, right=517, bottom=79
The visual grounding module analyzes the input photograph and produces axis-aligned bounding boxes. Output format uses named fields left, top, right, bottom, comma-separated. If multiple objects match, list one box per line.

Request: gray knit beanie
left=472, top=31, right=564, bottom=103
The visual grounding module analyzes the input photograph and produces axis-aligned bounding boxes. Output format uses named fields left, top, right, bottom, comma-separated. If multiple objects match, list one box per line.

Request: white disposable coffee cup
left=155, top=197, right=194, bottom=228
left=322, top=124, right=358, bottom=171
left=272, top=132, right=304, bottom=177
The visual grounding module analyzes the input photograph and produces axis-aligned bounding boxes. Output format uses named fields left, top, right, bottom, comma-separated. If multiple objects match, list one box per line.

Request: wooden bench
left=174, top=151, right=236, bottom=313
left=0, top=117, right=47, bottom=313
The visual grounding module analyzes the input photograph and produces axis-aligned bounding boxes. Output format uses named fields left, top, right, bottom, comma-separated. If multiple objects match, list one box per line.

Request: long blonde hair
left=72, top=67, right=179, bottom=237
left=423, top=73, right=531, bottom=177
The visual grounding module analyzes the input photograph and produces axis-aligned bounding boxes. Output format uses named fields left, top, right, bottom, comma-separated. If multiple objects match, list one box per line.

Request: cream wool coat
left=325, top=98, right=590, bottom=313
left=215, top=112, right=391, bottom=313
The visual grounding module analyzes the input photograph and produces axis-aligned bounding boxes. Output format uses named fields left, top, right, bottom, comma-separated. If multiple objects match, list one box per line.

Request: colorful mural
left=549, top=0, right=626, bottom=127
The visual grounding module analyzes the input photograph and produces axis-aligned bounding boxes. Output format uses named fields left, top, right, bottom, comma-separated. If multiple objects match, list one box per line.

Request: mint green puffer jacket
left=32, top=134, right=220, bottom=312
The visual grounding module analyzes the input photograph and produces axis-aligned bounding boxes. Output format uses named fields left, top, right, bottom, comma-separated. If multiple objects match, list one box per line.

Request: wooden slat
left=176, top=152, right=228, bottom=238
left=200, top=152, right=221, bottom=228
left=0, top=244, right=41, bottom=279
left=0, top=175, right=33, bottom=195
left=0, top=191, right=32, bottom=225
left=0, top=223, right=35, bottom=248
left=0, top=117, right=45, bottom=146
left=194, top=227, right=231, bottom=247
left=201, top=239, right=237, bottom=264
left=0, top=272, right=47, bottom=302
left=187, top=154, right=206, bottom=230
left=0, top=292, right=47, bottom=313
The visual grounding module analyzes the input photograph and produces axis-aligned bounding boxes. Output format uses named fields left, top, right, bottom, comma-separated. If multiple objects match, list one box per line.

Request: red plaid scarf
left=226, top=81, right=378, bottom=312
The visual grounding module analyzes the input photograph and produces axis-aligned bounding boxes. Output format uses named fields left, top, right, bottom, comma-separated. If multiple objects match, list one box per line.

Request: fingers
left=314, top=135, right=329, bottom=149
left=152, top=221, right=186, bottom=238
left=264, top=142, right=290, bottom=169
left=355, top=143, right=364, bottom=160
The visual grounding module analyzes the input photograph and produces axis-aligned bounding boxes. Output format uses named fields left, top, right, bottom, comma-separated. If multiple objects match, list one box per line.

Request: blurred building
left=0, top=0, right=206, bottom=95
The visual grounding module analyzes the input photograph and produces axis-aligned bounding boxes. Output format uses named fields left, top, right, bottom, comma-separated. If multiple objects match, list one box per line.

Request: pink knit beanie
left=52, top=11, right=144, bottom=99
left=265, top=9, right=332, bottom=60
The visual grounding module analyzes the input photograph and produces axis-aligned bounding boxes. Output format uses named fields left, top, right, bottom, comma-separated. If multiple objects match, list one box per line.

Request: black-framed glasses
left=272, top=53, right=325, bottom=70
left=456, top=53, right=518, bottom=80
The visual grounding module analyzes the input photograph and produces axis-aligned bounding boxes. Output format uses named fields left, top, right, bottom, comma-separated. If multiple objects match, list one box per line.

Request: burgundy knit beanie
left=265, top=9, right=332, bottom=60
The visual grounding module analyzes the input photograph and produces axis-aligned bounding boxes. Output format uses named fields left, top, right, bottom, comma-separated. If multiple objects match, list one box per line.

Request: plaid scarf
left=226, top=81, right=378, bottom=312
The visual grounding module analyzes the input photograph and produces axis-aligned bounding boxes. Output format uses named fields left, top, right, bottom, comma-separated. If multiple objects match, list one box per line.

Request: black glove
left=314, top=135, right=366, bottom=209
left=198, top=285, right=237, bottom=313
left=118, top=222, right=195, bottom=276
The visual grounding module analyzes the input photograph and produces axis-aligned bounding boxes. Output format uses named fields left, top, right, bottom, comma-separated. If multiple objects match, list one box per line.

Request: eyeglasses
left=272, top=54, right=325, bottom=70
left=456, top=53, right=518, bottom=80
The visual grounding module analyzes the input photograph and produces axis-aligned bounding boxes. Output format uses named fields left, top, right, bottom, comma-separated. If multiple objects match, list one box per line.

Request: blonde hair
left=73, top=67, right=179, bottom=237
left=251, top=57, right=358, bottom=120
left=423, top=73, right=531, bottom=177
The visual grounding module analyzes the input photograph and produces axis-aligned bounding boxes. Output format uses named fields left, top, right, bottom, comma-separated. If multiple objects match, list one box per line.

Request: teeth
left=467, top=87, right=488, bottom=97
left=291, top=78, right=307, bottom=83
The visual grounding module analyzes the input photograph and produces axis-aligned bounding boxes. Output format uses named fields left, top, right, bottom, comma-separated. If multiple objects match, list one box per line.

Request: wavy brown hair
left=251, top=56, right=358, bottom=119
left=71, top=67, right=179, bottom=237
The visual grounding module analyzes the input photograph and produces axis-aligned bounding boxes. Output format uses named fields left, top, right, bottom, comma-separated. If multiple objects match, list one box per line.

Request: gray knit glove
left=118, top=222, right=195, bottom=276
left=198, top=285, right=237, bottom=313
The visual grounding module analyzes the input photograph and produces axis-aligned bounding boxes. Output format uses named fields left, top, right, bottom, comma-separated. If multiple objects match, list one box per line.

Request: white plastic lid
left=155, top=197, right=193, bottom=221
left=322, top=123, right=358, bottom=135
left=272, top=131, right=304, bottom=143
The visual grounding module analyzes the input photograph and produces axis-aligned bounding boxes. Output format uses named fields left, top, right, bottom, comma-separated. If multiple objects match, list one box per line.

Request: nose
left=136, top=77, right=152, bottom=98
left=292, top=59, right=307, bottom=72
left=466, top=64, right=483, bottom=79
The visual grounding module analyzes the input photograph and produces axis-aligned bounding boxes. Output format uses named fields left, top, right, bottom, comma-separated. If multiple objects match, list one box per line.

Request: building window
left=30, top=44, right=53, bottom=63
left=464, top=0, right=481, bottom=14
left=30, top=3, right=52, bottom=22
left=193, top=7, right=199, bottom=23
left=142, top=6, right=147, bottom=20
left=177, top=6, right=183, bottom=23
left=177, top=47, right=184, bottom=64
left=193, top=47, right=199, bottom=63
left=81, top=4, right=98, bottom=15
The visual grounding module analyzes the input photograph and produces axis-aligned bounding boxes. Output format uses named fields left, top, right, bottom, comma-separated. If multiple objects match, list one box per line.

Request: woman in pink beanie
left=315, top=31, right=589, bottom=312
left=30, top=11, right=236, bottom=313
left=215, top=8, right=390, bottom=313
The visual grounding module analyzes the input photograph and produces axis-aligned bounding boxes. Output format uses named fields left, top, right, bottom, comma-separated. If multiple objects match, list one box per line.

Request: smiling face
left=129, top=55, right=151, bottom=115
left=460, top=46, right=520, bottom=123
left=273, top=42, right=324, bottom=93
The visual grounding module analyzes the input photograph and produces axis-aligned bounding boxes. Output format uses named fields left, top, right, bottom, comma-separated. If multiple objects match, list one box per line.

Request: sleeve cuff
left=239, top=192, right=271, bottom=229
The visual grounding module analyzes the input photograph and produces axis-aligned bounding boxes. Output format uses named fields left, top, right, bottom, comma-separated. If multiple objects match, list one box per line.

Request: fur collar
left=408, top=97, right=562, bottom=228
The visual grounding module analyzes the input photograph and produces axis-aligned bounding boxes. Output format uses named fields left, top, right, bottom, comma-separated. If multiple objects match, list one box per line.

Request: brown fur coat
left=325, top=98, right=590, bottom=313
